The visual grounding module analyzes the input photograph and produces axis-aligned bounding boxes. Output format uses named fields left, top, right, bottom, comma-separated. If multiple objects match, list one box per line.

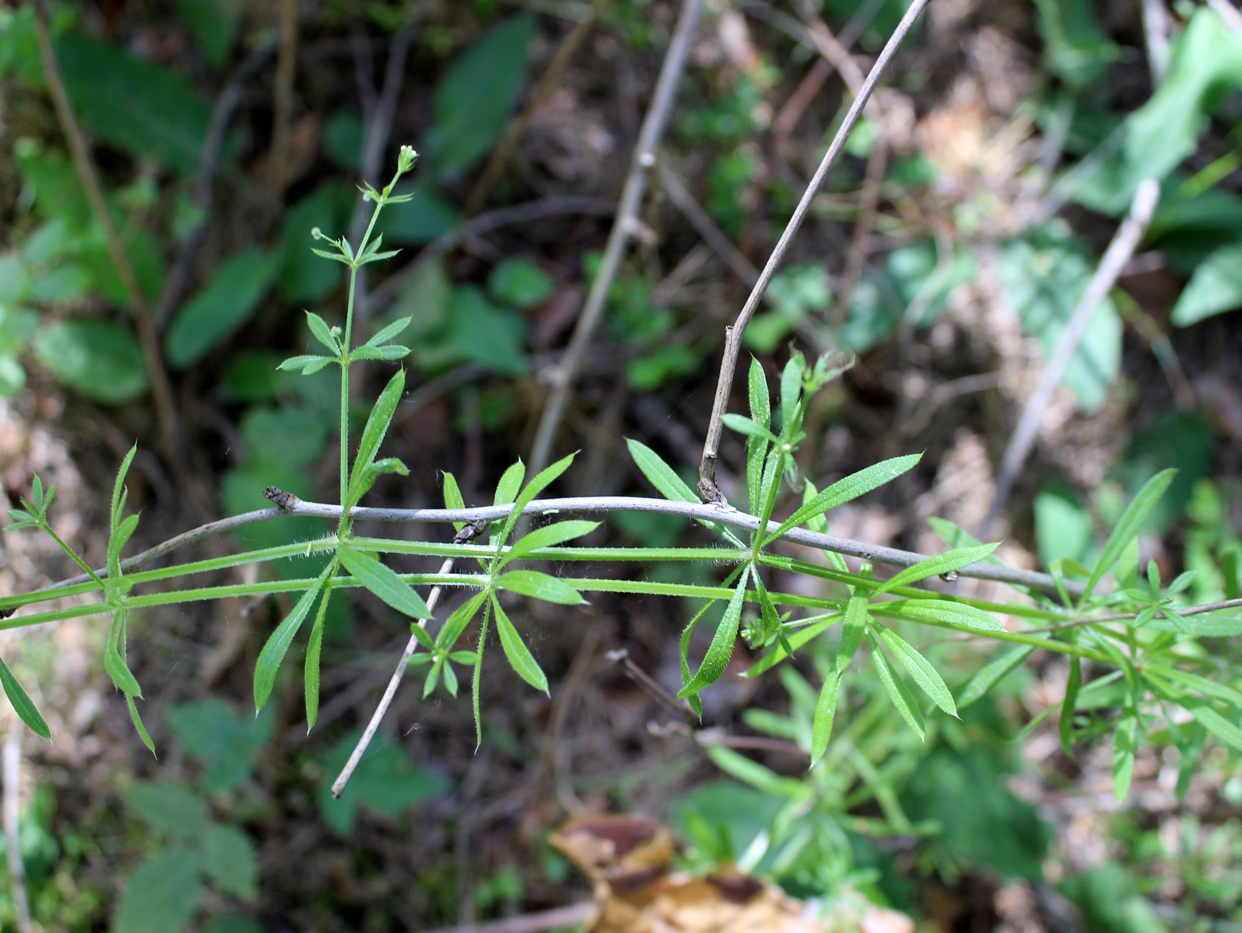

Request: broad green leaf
left=1112, top=711, right=1138, bottom=800
left=347, top=369, right=406, bottom=506
left=304, top=587, right=332, bottom=730
left=496, top=570, right=585, bottom=605
left=680, top=580, right=748, bottom=698
left=376, top=185, right=461, bottom=246
left=111, top=848, right=203, bottom=933
left=166, top=248, right=277, bottom=368
left=57, top=33, right=215, bottom=173
left=765, top=454, right=921, bottom=546
left=810, top=672, right=841, bottom=765
left=488, top=257, right=556, bottom=309
left=124, top=780, right=208, bottom=836
left=338, top=546, right=430, bottom=619
left=867, top=629, right=925, bottom=741
left=1186, top=702, right=1242, bottom=753
left=875, top=625, right=957, bottom=718
left=172, top=0, right=241, bottom=66
left=254, top=566, right=333, bottom=711
left=1171, top=241, right=1242, bottom=326
left=165, top=699, right=273, bottom=794
left=959, top=645, right=1035, bottom=709
left=33, top=319, right=148, bottom=404
left=277, top=184, right=351, bottom=303
left=491, top=597, right=549, bottom=693
left=1034, top=479, right=1095, bottom=567
left=0, top=657, right=50, bottom=739
left=202, top=823, right=258, bottom=900
left=426, top=15, right=535, bottom=180
left=1084, top=468, right=1176, bottom=599
left=874, top=542, right=1000, bottom=596
left=493, top=460, right=526, bottom=507
left=503, top=520, right=598, bottom=563
left=880, top=598, right=1005, bottom=633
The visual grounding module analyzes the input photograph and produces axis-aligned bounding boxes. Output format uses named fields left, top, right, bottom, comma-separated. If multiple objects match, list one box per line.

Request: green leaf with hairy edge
left=493, top=460, right=526, bottom=507
left=879, top=598, right=1005, bottom=633
left=127, top=695, right=156, bottom=756
left=959, top=645, right=1035, bottom=709
left=1186, top=702, right=1242, bottom=752
left=491, top=596, right=549, bottom=692
left=874, top=542, right=1000, bottom=596
left=748, top=355, right=770, bottom=433
left=810, top=672, right=842, bottom=765
left=365, top=315, right=412, bottom=347
left=435, top=591, right=488, bottom=651
left=166, top=248, right=277, bottom=368
left=1060, top=653, right=1081, bottom=755
left=105, top=612, right=142, bottom=697
left=746, top=427, right=765, bottom=517
left=347, top=369, right=405, bottom=507
left=305, top=311, right=340, bottom=353
left=875, top=625, right=958, bottom=718
left=779, top=352, right=803, bottom=435
left=765, top=454, right=922, bottom=546
left=338, top=546, right=430, bottom=619
left=679, top=596, right=727, bottom=719
left=626, top=437, right=698, bottom=503
left=278, top=354, right=334, bottom=374
left=496, top=570, right=585, bottom=605
left=0, top=658, right=50, bottom=739
left=443, top=471, right=467, bottom=525
left=925, top=516, right=1006, bottom=561
left=351, top=344, right=409, bottom=362
left=254, top=565, right=333, bottom=711
left=1084, top=468, right=1176, bottom=599
left=495, top=452, right=576, bottom=551
left=868, top=629, right=925, bottom=741
left=471, top=603, right=490, bottom=747
left=723, top=414, right=778, bottom=441
left=1112, top=711, right=1137, bottom=800
left=680, top=577, right=748, bottom=698
left=111, top=443, right=138, bottom=531
left=502, top=520, right=598, bottom=564
left=304, top=585, right=332, bottom=730
left=837, top=589, right=869, bottom=676
left=108, top=513, right=140, bottom=577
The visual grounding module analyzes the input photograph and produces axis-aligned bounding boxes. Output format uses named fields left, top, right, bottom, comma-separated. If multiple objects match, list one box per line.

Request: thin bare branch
left=527, top=0, right=706, bottom=476
left=697, top=0, right=932, bottom=503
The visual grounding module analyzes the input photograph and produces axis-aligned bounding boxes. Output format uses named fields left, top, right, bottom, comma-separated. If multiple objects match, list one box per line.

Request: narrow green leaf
left=472, top=603, right=489, bottom=747
left=1223, top=548, right=1240, bottom=601
left=127, top=694, right=156, bottom=756
left=867, top=629, right=925, bottom=741
left=925, top=516, right=1005, bottom=561
left=748, top=356, right=770, bottom=432
left=779, top=352, right=803, bottom=435
left=1112, top=711, right=1137, bottom=800
left=680, top=579, right=748, bottom=698
left=310, top=247, right=352, bottom=264
left=304, top=586, right=333, bottom=730
left=810, top=673, right=841, bottom=765
left=443, top=471, right=466, bottom=511
left=104, top=611, right=142, bottom=698
left=1084, top=468, right=1176, bottom=599
left=706, top=745, right=804, bottom=797
left=254, top=565, right=333, bottom=711
left=347, top=369, right=405, bottom=506
left=879, top=598, right=1004, bottom=633
left=493, top=460, right=526, bottom=507
left=277, top=354, right=334, bottom=374
left=875, top=625, right=957, bottom=718
left=366, top=315, right=413, bottom=347
left=722, top=413, right=777, bottom=442
left=0, top=657, right=50, bottom=739
left=338, top=546, right=430, bottom=619
left=111, top=443, right=138, bottom=533
left=873, top=542, right=1000, bottom=596
left=303, top=310, right=337, bottom=352
left=491, top=597, right=549, bottom=693
left=1186, top=702, right=1242, bottom=752
left=436, top=590, right=488, bottom=651
left=496, top=452, right=576, bottom=551
left=502, top=519, right=598, bottom=564
left=745, top=611, right=841, bottom=678
left=836, top=589, right=869, bottom=676
left=625, top=437, right=698, bottom=503
left=959, top=645, right=1035, bottom=709
left=108, top=512, right=140, bottom=576
left=1060, top=653, right=1081, bottom=755
left=350, top=344, right=409, bottom=361
left=496, top=570, right=585, bottom=605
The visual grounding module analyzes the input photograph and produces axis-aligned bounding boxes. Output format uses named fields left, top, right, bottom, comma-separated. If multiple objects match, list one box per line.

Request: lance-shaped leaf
left=879, top=598, right=1004, bottom=633
left=254, top=565, right=334, bottom=711
left=351, top=344, right=409, bottom=362
left=443, top=471, right=468, bottom=535
left=748, top=355, right=770, bottom=434
left=0, top=657, right=50, bottom=739
left=723, top=413, right=778, bottom=443
left=502, top=520, right=598, bottom=565
left=346, top=369, right=406, bottom=507
left=304, top=585, right=334, bottom=730
left=679, top=577, right=748, bottom=699
left=779, top=352, right=804, bottom=436
left=1185, top=701, right=1242, bottom=753
left=873, top=542, right=1000, bottom=596
left=874, top=624, right=957, bottom=718
left=764, top=454, right=922, bottom=547
left=836, top=588, right=870, bottom=676
left=104, top=610, right=142, bottom=698
left=746, top=611, right=841, bottom=678
left=338, top=546, right=430, bottom=619
left=1149, top=666, right=1242, bottom=710
left=867, top=629, right=925, bottom=741
left=111, top=444, right=137, bottom=532
left=436, top=590, right=488, bottom=651
left=496, top=570, right=585, bottom=605
left=365, top=315, right=412, bottom=348
left=491, top=596, right=549, bottom=693
left=495, top=452, right=576, bottom=550
left=108, top=512, right=140, bottom=579
left=493, top=460, right=526, bottom=507
left=305, top=311, right=342, bottom=354
left=810, top=672, right=842, bottom=766
left=1112, top=710, right=1138, bottom=800
left=625, top=438, right=744, bottom=546
left=278, top=354, right=335, bottom=375
left=1060, top=654, right=1082, bottom=755
left=959, top=645, right=1035, bottom=709
left=1084, top=468, right=1176, bottom=600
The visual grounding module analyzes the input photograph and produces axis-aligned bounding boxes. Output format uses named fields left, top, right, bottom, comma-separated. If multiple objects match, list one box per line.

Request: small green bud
left=398, top=145, right=418, bottom=172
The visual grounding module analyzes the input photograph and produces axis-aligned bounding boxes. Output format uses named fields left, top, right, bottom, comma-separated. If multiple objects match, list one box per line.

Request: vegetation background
left=1, top=0, right=1241, bottom=930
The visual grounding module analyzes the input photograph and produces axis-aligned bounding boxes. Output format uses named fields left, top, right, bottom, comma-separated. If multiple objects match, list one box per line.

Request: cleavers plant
left=1, top=148, right=1241, bottom=805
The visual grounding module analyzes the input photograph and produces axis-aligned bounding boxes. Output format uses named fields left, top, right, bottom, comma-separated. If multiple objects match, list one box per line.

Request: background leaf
left=166, top=248, right=277, bottom=369
left=33, top=319, right=148, bottom=404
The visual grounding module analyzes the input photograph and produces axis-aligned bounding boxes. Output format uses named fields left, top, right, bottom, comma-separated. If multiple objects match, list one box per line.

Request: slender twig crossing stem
left=696, top=0, right=932, bottom=502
